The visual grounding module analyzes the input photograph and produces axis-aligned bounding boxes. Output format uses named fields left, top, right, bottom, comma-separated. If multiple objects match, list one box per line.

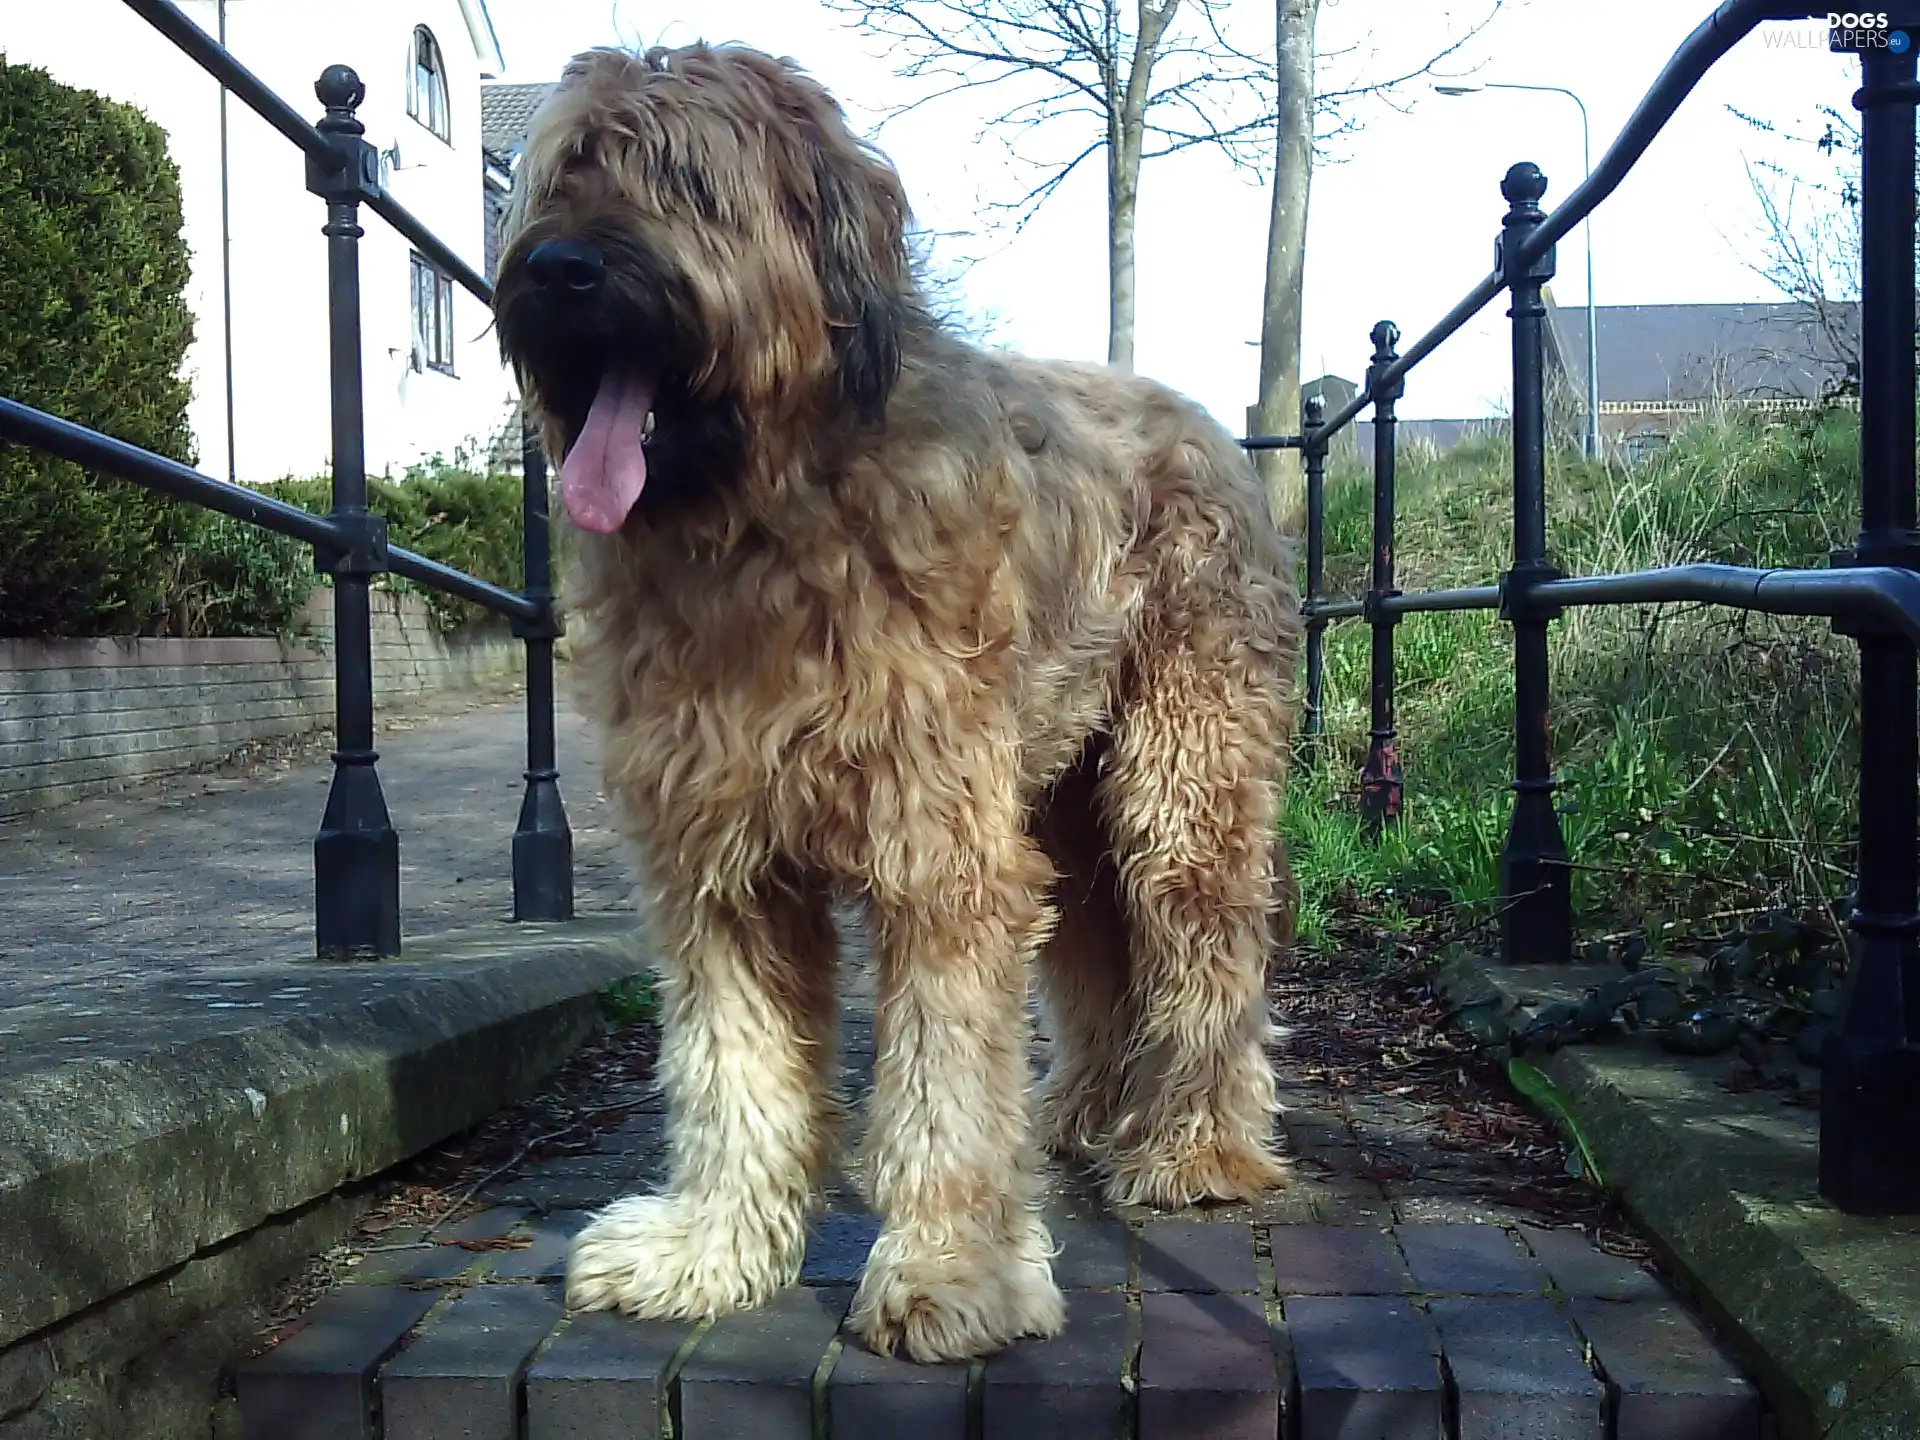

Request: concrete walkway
left=0, top=685, right=632, bottom=1078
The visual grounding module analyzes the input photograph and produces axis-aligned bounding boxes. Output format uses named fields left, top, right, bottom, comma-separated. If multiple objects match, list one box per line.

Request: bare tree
left=830, top=0, right=1505, bottom=529
left=824, top=0, right=1276, bottom=371
left=1246, top=0, right=1317, bottom=523
left=1732, top=104, right=1872, bottom=391
left=1248, top=4, right=1505, bottom=525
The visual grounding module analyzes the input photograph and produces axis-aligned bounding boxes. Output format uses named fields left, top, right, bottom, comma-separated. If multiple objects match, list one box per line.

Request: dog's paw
left=1102, top=1140, right=1290, bottom=1210
left=848, top=1228, right=1065, bottom=1363
left=565, top=1193, right=802, bottom=1320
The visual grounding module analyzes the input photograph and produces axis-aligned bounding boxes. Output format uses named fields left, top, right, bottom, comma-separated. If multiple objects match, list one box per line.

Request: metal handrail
left=0, top=397, right=539, bottom=623
left=1276, top=0, right=1919, bottom=1217
left=1306, top=564, right=1920, bottom=645
left=122, top=0, right=497, bottom=304
left=2, top=396, right=344, bottom=552
left=1306, top=0, right=1823, bottom=447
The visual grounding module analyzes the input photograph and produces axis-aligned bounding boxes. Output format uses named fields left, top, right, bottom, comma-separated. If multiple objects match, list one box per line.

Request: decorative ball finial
left=1501, top=161, right=1549, bottom=206
left=1370, top=320, right=1401, bottom=358
left=316, top=65, right=365, bottom=112
left=1303, top=391, right=1326, bottom=423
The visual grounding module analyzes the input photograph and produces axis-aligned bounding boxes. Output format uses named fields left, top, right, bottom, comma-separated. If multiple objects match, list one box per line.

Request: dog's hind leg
left=1092, top=507, right=1295, bottom=1211
left=847, top=767, right=1067, bottom=1363
left=566, top=876, right=840, bottom=1321
left=1095, top=651, right=1291, bottom=1209
left=1030, top=739, right=1132, bottom=1167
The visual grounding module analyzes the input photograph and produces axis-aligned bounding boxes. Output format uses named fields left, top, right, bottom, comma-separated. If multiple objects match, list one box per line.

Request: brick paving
left=241, top=1186, right=1766, bottom=1438
left=235, top=895, right=1769, bottom=1439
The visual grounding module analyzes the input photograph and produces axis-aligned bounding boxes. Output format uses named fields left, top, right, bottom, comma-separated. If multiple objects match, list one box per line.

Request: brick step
left=234, top=1215, right=1762, bottom=1439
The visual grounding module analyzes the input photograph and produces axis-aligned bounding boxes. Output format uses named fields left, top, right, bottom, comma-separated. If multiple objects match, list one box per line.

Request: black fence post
left=512, top=414, right=574, bottom=921
left=306, top=67, right=399, bottom=959
left=1821, top=15, right=1920, bottom=1214
left=1496, top=161, right=1573, bottom=965
left=1300, top=392, right=1328, bottom=760
left=1358, top=322, right=1404, bottom=835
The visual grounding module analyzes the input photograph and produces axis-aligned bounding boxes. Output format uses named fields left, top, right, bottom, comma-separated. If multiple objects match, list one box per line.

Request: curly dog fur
left=493, top=41, right=1302, bottom=1363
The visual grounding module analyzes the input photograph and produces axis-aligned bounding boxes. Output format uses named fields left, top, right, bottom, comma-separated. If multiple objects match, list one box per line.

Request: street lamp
left=1436, top=81, right=1601, bottom=462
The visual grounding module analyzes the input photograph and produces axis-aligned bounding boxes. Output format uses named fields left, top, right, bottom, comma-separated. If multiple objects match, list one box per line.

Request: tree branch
left=826, top=0, right=1511, bottom=361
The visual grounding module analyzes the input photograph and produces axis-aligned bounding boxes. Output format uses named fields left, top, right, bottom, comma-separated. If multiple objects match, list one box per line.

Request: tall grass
left=1285, top=408, right=1864, bottom=956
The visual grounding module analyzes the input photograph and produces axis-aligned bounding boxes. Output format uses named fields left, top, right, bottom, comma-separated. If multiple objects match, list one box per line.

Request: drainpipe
left=218, top=0, right=237, bottom=484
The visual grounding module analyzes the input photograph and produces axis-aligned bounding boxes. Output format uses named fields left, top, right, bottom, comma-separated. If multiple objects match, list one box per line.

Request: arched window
left=407, top=26, right=450, bottom=143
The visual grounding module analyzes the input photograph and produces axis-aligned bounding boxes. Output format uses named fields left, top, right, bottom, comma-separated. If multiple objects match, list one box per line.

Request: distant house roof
left=1358, top=418, right=1507, bottom=453
left=1298, top=374, right=1498, bottom=453
left=479, top=82, right=557, bottom=278
left=1542, top=295, right=1859, bottom=406
left=480, top=81, right=558, bottom=170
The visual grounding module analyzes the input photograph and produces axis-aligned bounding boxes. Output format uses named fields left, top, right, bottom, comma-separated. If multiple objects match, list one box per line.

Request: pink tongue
left=561, top=372, right=655, bottom=533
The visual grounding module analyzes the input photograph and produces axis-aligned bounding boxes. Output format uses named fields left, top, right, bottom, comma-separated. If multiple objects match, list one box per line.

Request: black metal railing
left=0, top=0, right=573, bottom=957
left=1240, top=0, right=1920, bottom=1215
left=4, top=0, right=1914, bottom=1216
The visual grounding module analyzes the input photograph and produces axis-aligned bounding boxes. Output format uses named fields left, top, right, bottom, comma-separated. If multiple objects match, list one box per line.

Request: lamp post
left=1436, top=81, right=1601, bottom=461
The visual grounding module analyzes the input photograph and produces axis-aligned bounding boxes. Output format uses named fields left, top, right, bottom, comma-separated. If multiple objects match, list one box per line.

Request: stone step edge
left=1437, top=951, right=1920, bottom=1440
left=0, top=914, right=644, bottom=1350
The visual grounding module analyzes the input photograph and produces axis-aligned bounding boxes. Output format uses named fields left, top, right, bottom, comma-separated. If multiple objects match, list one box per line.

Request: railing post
left=1300, top=392, right=1328, bottom=760
left=306, top=66, right=398, bottom=959
left=512, top=414, right=574, bottom=921
left=1358, top=322, right=1404, bottom=835
left=1821, top=12, right=1920, bottom=1214
left=1496, top=161, right=1573, bottom=964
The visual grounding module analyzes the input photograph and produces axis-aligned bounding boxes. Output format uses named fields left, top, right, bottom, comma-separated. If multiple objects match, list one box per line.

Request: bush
left=1284, top=407, right=1863, bottom=955
left=164, top=514, right=319, bottom=640
left=0, top=59, right=200, bottom=637
left=388, top=452, right=527, bottom=631
left=259, top=453, right=526, bottom=633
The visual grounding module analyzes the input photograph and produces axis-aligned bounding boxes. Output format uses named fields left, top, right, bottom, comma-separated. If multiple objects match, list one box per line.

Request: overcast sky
left=483, top=1, right=1861, bottom=426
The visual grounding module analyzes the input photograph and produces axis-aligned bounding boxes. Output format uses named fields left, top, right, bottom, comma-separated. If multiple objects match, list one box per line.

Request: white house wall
left=2, top=0, right=517, bottom=487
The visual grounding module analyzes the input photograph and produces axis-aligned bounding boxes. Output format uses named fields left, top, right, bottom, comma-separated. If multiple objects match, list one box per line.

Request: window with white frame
left=407, top=26, right=450, bottom=142
left=410, top=251, right=456, bottom=375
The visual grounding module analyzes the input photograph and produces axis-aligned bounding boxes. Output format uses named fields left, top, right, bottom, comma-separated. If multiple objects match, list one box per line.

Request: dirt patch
left=1270, top=895, right=1658, bottom=1267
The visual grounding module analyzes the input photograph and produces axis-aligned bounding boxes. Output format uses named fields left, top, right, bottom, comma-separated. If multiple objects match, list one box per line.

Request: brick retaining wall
left=0, top=589, right=520, bottom=818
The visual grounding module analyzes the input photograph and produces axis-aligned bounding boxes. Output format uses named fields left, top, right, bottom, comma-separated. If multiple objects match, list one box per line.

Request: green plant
left=1506, top=1057, right=1606, bottom=1187
left=599, top=973, right=659, bottom=1029
left=388, top=451, right=526, bottom=631
left=0, top=58, right=200, bottom=637
left=1285, top=406, right=1862, bottom=951
left=258, top=453, right=527, bottom=633
left=165, top=513, right=321, bottom=639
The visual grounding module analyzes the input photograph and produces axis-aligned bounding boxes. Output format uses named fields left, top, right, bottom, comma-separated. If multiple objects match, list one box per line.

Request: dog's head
left=494, top=44, right=915, bottom=533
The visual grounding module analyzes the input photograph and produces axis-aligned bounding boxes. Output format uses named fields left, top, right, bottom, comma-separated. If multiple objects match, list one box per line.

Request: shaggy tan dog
left=493, top=42, right=1301, bottom=1364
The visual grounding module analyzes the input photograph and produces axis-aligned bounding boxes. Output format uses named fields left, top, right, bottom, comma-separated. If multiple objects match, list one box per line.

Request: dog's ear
left=811, top=148, right=909, bottom=425
left=724, top=47, right=912, bottom=423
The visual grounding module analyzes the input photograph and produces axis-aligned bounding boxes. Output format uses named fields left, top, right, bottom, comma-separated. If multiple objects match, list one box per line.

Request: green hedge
left=0, top=62, right=535, bottom=640
left=0, top=58, right=201, bottom=637
left=144, top=455, right=530, bottom=640
left=258, top=455, right=527, bottom=633
left=167, top=515, right=319, bottom=640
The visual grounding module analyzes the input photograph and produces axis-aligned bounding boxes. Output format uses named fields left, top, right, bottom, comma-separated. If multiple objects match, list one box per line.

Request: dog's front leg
left=566, top=882, right=839, bottom=1321
left=849, top=824, right=1067, bottom=1363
